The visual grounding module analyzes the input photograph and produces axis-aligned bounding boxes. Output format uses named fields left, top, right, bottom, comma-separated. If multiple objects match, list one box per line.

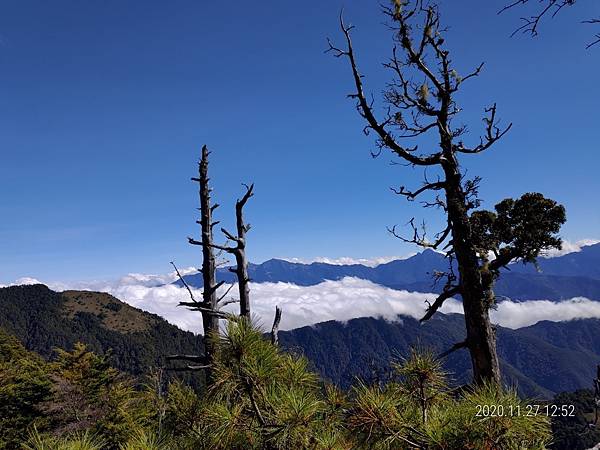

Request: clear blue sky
left=1, top=0, right=598, bottom=283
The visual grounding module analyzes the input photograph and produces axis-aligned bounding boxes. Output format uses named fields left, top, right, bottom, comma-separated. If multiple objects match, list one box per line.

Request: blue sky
left=1, top=0, right=599, bottom=283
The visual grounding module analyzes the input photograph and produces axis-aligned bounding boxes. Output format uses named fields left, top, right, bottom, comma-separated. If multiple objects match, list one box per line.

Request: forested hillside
left=0, top=284, right=204, bottom=377
left=279, top=315, right=600, bottom=399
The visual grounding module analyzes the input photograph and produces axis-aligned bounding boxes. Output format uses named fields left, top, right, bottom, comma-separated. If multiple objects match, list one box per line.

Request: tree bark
left=221, top=184, right=254, bottom=319
left=197, top=145, right=220, bottom=384
left=442, top=159, right=501, bottom=385
left=235, top=191, right=251, bottom=319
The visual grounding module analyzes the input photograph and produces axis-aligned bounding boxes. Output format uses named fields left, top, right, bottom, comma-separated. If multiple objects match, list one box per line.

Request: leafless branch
left=167, top=365, right=211, bottom=372
left=217, top=283, right=236, bottom=303
left=455, top=104, right=512, bottom=154
left=389, top=218, right=451, bottom=250
left=187, top=237, right=233, bottom=252
left=499, top=0, right=575, bottom=36
left=390, top=181, right=446, bottom=200
left=218, top=298, right=239, bottom=308
left=326, top=13, right=442, bottom=166
left=500, top=0, right=600, bottom=47
left=178, top=302, right=231, bottom=319
left=420, top=285, right=461, bottom=322
left=170, top=261, right=197, bottom=303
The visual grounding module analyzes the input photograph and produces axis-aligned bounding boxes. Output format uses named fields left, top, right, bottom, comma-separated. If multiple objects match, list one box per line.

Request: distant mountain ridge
left=176, top=243, right=600, bottom=301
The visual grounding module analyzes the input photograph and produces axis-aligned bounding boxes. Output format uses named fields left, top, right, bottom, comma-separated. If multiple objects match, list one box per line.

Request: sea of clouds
left=6, top=275, right=600, bottom=335
left=5, top=239, right=600, bottom=334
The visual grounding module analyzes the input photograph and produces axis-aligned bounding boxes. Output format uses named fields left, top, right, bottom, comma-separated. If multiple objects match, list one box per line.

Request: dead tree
left=169, top=149, right=282, bottom=384
left=189, top=183, right=254, bottom=319
left=499, top=0, right=600, bottom=48
left=168, top=146, right=234, bottom=382
left=221, top=184, right=254, bottom=318
left=193, top=145, right=222, bottom=376
left=328, top=0, right=565, bottom=385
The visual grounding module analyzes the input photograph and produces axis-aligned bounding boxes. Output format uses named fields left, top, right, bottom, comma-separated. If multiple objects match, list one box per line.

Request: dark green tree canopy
left=470, top=192, right=566, bottom=268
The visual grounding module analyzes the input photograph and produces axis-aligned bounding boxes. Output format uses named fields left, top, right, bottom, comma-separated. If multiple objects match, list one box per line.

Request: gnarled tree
left=329, top=0, right=566, bottom=385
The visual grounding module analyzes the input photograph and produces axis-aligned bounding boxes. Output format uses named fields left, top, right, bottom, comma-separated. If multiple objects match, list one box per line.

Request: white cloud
left=12, top=277, right=44, bottom=286
left=23, top=275, right=462, bottom=334
left=241, top=278, right=463, bottom=332
left=93, top=278, right=600, bottom=333
left=8, top=262, right=600, bottom=334
left=541, top=239, right=599, bottom=258
left=40, top=267, right=199, bottom=293
left=491, top=298, right=600, bottom=329
left=75, top=278, right=600, bottom=334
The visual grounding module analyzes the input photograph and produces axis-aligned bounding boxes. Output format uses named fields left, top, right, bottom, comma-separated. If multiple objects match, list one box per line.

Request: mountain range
left=176, top=243, right=600, bottom=301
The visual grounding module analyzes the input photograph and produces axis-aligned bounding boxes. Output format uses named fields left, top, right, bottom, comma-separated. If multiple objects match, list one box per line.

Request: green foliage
left=24, top=428, right=106, bottom=450
left=118, top=429, right=172, bottom=450
left=470, top=192, right=566, bottom=265
left=0, top=321, right=558, bottom=449
left=40, top=343, right=154, bottom=447
left=195, top=317, right=340, bottom=449
left=175, top=319, right=553, bottom=449
left=446, top=382, right=552, bottom=449
left=0, top=332, right=160, bottom=450
left=0, top=329, right=51, bottom=449
left=393, top=348, right=449, bottom=423
left=347, top=351, right=551, bottom=449
left=549, top=389, right=600, bottom=450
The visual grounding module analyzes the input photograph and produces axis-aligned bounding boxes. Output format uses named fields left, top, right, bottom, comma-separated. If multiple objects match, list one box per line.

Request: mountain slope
left=279, top=314, right=600, bottom=398
left=0, top=284, right=204, bottom=377
left=177, top=244, right=600, bottom=301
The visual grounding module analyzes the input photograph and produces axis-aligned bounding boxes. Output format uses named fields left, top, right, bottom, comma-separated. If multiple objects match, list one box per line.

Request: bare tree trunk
left=189, top=183, right=254, bottom=319
left=196, top=145, right=220, bottom=384
left=172, top=147, right=257, bottom=381
left=221, top=184, right=254, bottom=319
left=443, top=163, right=501, bottom=384
left=171, top=145, right=224, bottom=384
